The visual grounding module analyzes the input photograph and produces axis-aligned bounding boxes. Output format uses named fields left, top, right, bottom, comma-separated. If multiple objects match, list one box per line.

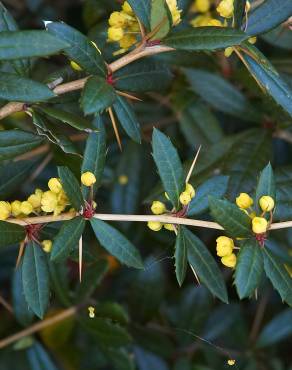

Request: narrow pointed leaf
left=0, top=220, right=25, bottom=247
left=51, top=217, right=85, bottom=262
left=90, top=218, right=143, bottom=269
left=175, top=227, right=188, bottom=286
left=58, top=166, right=84, bottom=211
left=22, top=241, right=50, bottom=318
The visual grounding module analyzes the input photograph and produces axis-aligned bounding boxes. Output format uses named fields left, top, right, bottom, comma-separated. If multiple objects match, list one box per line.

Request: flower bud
left=179, top=191, right=192, bottom=206
left=81, top=172, right=96, bottom=187
left=20, top=201, right=33, bottom=215
left=11, top=200, right=22, bottom=217
left=216, top=236, right=234, bottom=257
left=216, top=0, right=234, bottom=18
left=147, top=221, right=162, bottom=232
left=70, top=61, right=82, bottom=71
left=48, top=178, right=62, bottom=194
left=151, top=201, right=166, bottom=215
left=42, top=240, right=52, bottom=253
left=227, top=359, right=236, bottom=366
left=185, top=183, right=195, bottom=198
left=164, top=223, right=175, bottom=231
left=221, top=253, right=237, bottom=268
left=236, top=193, right=253, bottom=209
left=109, top=11, right=127, bottom=27
left=194, top=0, right=210, bottom=13
left=259, top=196, right=275, bottom=212
left=118, top=175, right=128, bottom=185
left=88, top=306, right=95, bottom=318
left=0, top=201, right=11, bottom=220
left=122, top=1, right=133, bottom=15
left=108, top=26, right=124, bottom=42
left=41, top=191, right=58, bottom=213
left=252, top=217, right=268, bottom=234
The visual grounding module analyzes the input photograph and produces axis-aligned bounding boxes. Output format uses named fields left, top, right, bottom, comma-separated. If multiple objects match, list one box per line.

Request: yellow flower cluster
left=235, top=193, right=275, bottom=234
left=88, top=306, right=95, bottom=318
left=107, top=0, right=182, bottom=54
left=216, top=236, right=237, bottom=268
left=0, top=178, right=70, bottom=221
left=179, top=183, right=196, bottom=206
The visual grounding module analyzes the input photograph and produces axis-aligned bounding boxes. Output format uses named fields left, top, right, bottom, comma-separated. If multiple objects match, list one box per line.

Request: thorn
left=15, top=241, right=25, bottom=269
left=79, top=235, right=83, bottom=282
left=108, top=107, right=122, bottom=151
left=190, top=265, right=201, bottom=285
left=185, top=145, right=201, bottom=184
left=116, top=90, right=142, bottom=101
left=43, top=20, right=53, bottom=28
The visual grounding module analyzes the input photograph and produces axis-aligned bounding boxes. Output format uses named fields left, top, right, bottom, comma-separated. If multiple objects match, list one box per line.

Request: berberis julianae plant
left=0, top=0, right=292, bottom=369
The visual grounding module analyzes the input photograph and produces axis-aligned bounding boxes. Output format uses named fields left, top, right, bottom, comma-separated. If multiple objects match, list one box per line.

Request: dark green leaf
left=81, top=76, right=116, bottom=115
left=0, top=220, right=25, bottom=247
left=257, top=309, right=292, bottom=348
left=22, top=241, right=50, bottom=318
left=165, top=27, right=248, bottom=51
left=263, top=248, right=292, bottom=306
left=51, top=217, right=85, bottom=262
left=113, top=95, right=141, bottom=143
left=275, top=166, right=292, bottom=220
left=81, top=117, right=106, bottom=198
left=135, top=347, right=168, bottom=370
left=90, top=218, right=143, bottom=269
left=127, top=0, right=151, bottom=29
left=209, top=197, right=252, bottom=238
left=175, top=227, right=188, bottom=286
left=234, top=0, right=247, bottom=29
left=38, top=106, right=94, bottom=132
left=46, top=21, right=106, bottom=76
left=152, top=128, right=184, bottom=208
left=235, top=239, right=264, bottom=299
left=150, top=0, right=171, bottom=39
left=105, top=348, right=135, bottom=370
left=0, top=73, right=55, bottom=102
left=255, top=163, right=275, bottom=212
left=95, top=302, right=129, bottom=325
left=184, top=227, right=229, bottom=303
left=247, top=0, right=292, bottom=36
left=0, top=30, right=69, bottom=59
left=26, top=342, right=59, bottom=370
left=58, top=166, right=84, bottom=211
left=188, top=176, right=229, bottom=216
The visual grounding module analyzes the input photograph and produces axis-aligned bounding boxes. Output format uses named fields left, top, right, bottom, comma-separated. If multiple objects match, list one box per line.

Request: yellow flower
left=193, top=0, right=210, bottom=13
left=227, top=359, right=236, bottom=366
left=221, top=253, right=237, bottom=268
left=41, top=191, right=58, bottom=213
left=108, top=26, right=124, bottom=42
left=48, top=178, right=62, bottom=194
left=119, top=34, right=137, bottom=49
left=249, top=36, right=257, bottom=44
left=166, top=0, right=182, bottom=25
left=81, top=172, right=96, bottom=187
left=118, top=175, right=129, bottom=185
left=151, top=201, right=166, bottom=215
left=88, top=306, right=95, bottom=318
left=245, top=1, right=251, bottom=12
left=236, top=193, right=253, bottom=209
left=224, top=46, right=234, bottom=57
left=216, top=236, right=234, bottom=257
left=20, top=201, right=33, bottom=215
left=70, top=60, right=82, bottom=71
left=108, top=11, right=127, bottom=27
left=191, top=13, right=212, bottom=27
left=216, top=0, right=234, bottom=18
left=164, top=223, right=175, bottom=231
left=27, top=189, right=43, bottom=209
left=185, top=183, right=195, bottom=198
left=147, top=221, right=163, bottom=231
left=122, top=1, right=133, bottom=15
left=11, top=200, right=22, bottom=217
left=259, top=196, right=275, bottom=212
left=179, top=191, right=192, bottom=206
left=0, top=201, right=11, bottom=220
left=42, top=240, right=52, bottom=253
left=207, top=19, right=223, bottom=26
left=252, top=217, right=268, bottom=234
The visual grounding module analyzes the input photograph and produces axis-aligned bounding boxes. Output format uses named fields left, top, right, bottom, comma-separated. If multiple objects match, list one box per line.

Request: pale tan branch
left=0, top=45, right=174, bottom=120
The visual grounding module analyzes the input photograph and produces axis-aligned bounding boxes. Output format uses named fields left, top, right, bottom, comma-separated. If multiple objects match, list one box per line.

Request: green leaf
left=46, top=21, right=106, bottom=76
left=184, top=227, right=228, bottom=303
left=235, top=240, right=264, bottom=299
left=114, top=60, right=173, bottom=92
left=95, top=302, right=129, bottom=325
left=255, top=163, right=275, bottom=212
left=58, top=166, right=84, bottom=211
left=184, top=69, right=259, bottom=121
left=22, top=241, right=50, bottom=318
left=0, top=220, right=25, bottom=247
left=81, top=117, right=106, bottom=198
left=242, top=53, right=292, bottom=118
left=257, top=309, right=292, bottom=348
left=0, top=30, right=69, bottom=59
left=105, top=348, right=135, bottom=370
left=82, top=317, right=132, bottom=347
left=81, top=76, right=116, bottom=115
left=27, top=342, right=59, bottom=370
left=152, top=128, right=184, bottom=208
left=150, top=0, right=171, bottom=39
left=209, top=197, right=252, bottom=238
left=113, top=95, right=141, bottom=143
left=175, top=227, right=188, bottom=286
left=0, top=73, right=55, bottom=102
left=90, top=218, right=144, bottom=269
left=164, top=27, right=248, bottom=51
left=51, top=217, right=85, bottom=262
left=247, top=0, right=292, bottom=36
left=188, top=176, right=229, bottom=216
left=274, top=166, right=292, bottom=220
left=127, top=0, right=151, bottom=29
left=263, top=248, right=292, bottom=306
left=233, top=0, right=247, bottom=29
left=38, top=106, right=94, bottom=132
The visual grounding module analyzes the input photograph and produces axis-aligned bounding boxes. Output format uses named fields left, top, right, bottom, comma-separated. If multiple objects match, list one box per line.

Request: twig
left=27, top=152, right=53, bottom=183
left=0, top=295, right=13, bottom=314
left=249, top=292, right=270, bottom=343
left=0, top=45, right=174, bottom=121
left=0, top=306, right=77, bottom=349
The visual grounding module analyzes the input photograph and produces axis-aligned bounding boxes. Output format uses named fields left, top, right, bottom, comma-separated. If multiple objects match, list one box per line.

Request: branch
left=5, top=212, right=292, bottom=231
left=0, top=45, right=174, bottom=120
